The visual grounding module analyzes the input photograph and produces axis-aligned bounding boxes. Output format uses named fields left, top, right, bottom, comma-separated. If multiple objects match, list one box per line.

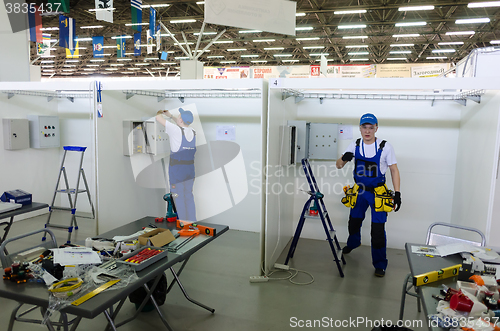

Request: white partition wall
left=0, top=82, right=95, bottom=221
left=265, top=78, right=500, bottom=272
left=96, top=79, right=267, bottom=247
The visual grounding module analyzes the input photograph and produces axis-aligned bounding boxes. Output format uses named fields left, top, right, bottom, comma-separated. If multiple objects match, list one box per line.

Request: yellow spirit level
left=412, top=264, right=461, bottom=286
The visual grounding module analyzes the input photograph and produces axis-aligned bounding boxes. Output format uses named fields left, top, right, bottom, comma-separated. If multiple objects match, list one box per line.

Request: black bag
left=128, top=274, right=168, bottom=307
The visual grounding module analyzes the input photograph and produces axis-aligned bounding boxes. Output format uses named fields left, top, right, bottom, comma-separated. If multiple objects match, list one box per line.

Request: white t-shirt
left=344, top=139, right=397, bottom=175
left=165, top=120, right=195, bottom=153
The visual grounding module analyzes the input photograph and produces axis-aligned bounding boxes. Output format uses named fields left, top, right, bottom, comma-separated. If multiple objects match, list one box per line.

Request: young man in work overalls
left=156, top=108, right=197, bottom=222
left=336, top=113, right=401, bottom=277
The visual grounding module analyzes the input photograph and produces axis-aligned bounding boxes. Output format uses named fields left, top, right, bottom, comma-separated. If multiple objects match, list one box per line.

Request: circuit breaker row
left=2, top=116, right=60, bottom=150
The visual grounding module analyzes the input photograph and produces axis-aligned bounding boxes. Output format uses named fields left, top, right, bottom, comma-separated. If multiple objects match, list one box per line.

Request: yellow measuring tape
left=71, top=279, right=121, bottom=306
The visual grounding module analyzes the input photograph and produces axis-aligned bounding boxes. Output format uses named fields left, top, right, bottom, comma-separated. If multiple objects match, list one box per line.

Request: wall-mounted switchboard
left=27, top=115, right=60, bottom=149
left=123, top=120, right=170, bottom=156
left=3, top=119, right=29, bottom=150
left=286, top=121, right=338, bottom=162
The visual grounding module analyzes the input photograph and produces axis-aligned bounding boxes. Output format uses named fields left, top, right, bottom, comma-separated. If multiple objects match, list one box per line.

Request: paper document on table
left=411, top=246, right=440, bottom=256
left=435, top=243, right=496, bottom=260
left=52, top=247, right=102, bottom=266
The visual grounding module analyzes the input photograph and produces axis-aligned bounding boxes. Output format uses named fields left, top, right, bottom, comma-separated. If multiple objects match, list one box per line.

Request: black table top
left=0, top=202, right=49, bottom=220
left=0, top=216, right=228, bottom=319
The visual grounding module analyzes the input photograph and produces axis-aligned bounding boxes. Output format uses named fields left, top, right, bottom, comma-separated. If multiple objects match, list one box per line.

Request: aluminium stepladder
left=284, top=158, right=346, bottom=277
left=43, top=146, right=95, bottom=244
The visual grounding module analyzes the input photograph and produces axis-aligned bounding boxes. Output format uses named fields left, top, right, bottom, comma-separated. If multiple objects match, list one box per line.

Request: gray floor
left=2, top=213, right=428, bottom=331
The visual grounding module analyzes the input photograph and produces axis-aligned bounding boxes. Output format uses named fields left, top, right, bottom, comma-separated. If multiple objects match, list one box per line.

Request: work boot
left=342, top=246, right=353, bottom=254
left=374, top=268, right=385, bottom=277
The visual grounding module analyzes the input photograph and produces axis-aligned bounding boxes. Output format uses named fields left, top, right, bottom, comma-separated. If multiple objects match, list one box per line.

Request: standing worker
left=156, top=108, right=197, bottom=222
left=336, top=113, right=401, bottom=277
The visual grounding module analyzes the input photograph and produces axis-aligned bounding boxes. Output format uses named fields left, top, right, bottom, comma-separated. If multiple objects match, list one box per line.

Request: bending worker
left=336, top=113, right=401, bottom=277
left=156, top=108, right=197, bottom=222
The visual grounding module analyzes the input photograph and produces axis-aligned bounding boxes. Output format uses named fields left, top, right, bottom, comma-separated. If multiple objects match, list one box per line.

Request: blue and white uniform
left=165, top=121, right=196, bottom=222
left=344, top=138, right=397, bottom=270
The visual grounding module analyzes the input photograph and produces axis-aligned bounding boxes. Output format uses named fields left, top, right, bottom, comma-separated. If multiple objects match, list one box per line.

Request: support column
left=180, top=60, right=204, bottom=80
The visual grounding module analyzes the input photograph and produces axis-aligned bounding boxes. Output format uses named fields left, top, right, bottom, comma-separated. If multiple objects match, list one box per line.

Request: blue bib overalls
left=169, top=127, right=197, bottom=222
left=346, top=139, right=388, bottom=270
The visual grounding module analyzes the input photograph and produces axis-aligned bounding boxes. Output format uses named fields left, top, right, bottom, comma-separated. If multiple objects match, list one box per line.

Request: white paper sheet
left=52, top=247, right=102, bottom=266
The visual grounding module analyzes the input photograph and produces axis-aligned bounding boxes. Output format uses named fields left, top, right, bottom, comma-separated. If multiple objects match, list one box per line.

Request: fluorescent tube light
left=170, top=19, right=196, bottom=23
left=220, top=61, right=236, bottom=63
left=282, top=60, right=300, bottom=62
left=350, top=58, right=369, bottom=61
left=135, top=63, right=151, bottom=65
left=432, top=49, right=456, bottom=53
left=74, top=37, right=92, bottom=41
left=393, top=34, right=420, bottom=38
left=207, top=56, right=224, bottom=58
left=427, top=56, right=447, bottom=59
left=348, top=52, right=369, bottom=55
left=239, top=30, right=262, bottom=34
left=303, top=46, right=325, bottom=49
left=90, top=60, right=105, bottom=62
left=273, top=54, right=293, bottom=57
left=125, top=23, right=148, bottom=26
left=342, top=36, right=368, bottom=39
left=387, top=58, right=406, bottom=60
left=390, top=50, right=412, bottom=54
left=253, top=39, right=276, bottom=42
left=334, top=10, right=367, bottom=14
left=438, top=42, right=464, bottom=45
left=395, top=22, right=426, bottom=27
left=296, top=27, right=314, bottom=31
left=338, top=24, right=367, bottom=29
left=310, top=53, right=329, bottom=56
left=265, top=47, right=285, bottom=50
left=240, top=54, right=259, bottom=57
left=455, top=18, right=490, bottom=24
left=80, top=25, right=103, bottom=29
left=111, top=36, right=132, bottom=39
left=174, top=57, right=190, bottom=60
left=227, top=48, right=246, bottom=51
left=214, top=40, right=233, bottom=44
left=445, top=31, right=475, bottom=35
left=345, top=45, right=369, bottom=48
left=491, top=40, right=500, bottom=44
left=41, top=27, right=59, bottom=31
left=193, top=32, right=216, bottom=35
left=251, top=60, right=267, bottom=63
left=296, top=13, right=306, bottom=16
left=468, top=1, right=500, bottom=7
left=296, top=37, right=320, bottom=41
left=398, top=6, right=434, bottom=11
left=117, top=58, right=132, bottom=61
left=390, top=43, right=415, bottom=47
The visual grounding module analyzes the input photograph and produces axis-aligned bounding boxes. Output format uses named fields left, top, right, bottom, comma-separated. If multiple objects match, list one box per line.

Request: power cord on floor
left=249, top=262, right=314, bottom=285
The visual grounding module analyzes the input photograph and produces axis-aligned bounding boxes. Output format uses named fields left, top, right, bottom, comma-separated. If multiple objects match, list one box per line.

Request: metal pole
left=159, top=21, right=191, bottom=58
left=194, top=21, right=206, bottom=54
left=194, top=29, right=226, bottom=60
left=181, top=31, right=193, bottom=59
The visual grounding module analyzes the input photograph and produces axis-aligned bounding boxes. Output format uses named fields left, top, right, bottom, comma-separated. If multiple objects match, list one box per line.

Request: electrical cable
left=267, top=267, right=315, bottom=286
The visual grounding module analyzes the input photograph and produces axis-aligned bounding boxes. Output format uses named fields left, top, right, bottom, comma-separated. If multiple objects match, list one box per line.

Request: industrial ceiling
left=30, top=0, right=500, bottom=78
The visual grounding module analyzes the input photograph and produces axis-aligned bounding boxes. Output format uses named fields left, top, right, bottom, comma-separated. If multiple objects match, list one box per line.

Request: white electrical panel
left=123, top=120, right=170, bottom=156
left=3, top=119, right=30, bottom=150
left=308, top=123, right=338, bottom=160
left=27, top=115, right=60, bottom=149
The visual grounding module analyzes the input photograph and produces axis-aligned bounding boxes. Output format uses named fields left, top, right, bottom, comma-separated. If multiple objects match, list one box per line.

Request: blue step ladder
left=43, top=146, right=95, bottom=244
left=284, top=158, right=346, bottom=277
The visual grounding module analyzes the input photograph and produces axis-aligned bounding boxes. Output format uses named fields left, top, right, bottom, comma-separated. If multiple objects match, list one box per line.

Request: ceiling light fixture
left=345, top=45, right=369, bottom=48
left=240, top=54, right=259, bottom=57
left=398, top=6, right=434, bottom=11
left=40, top=27, right=59, bottom=31
left=214, top=40, right=233, bottom=44
left=296, top=13, right=306, bottom=16
left=432, top=49, right=456, bottom=53
left=427, top=56, right=447, bottom=59
left=170, top=19, right=196, bottom=23
left=295, top=27, right=314, bottom=31
left=334, top=9, right=367, bottom=14
left=438, top=41, right=464, bottom=45
left=296, top=37, right=320, bottom=41
left=253, top=39, right=276, bottom=42
left=392, top=34, right=420, bottom=37
left=390, top=43, right=415, bottom=47
left=207, top=56, right=225, bottom=58
left=468, top=1, right=500, bottom=7
left=251, top=60, right=268, bottom=63
left=455, top=18, right=490, bottom=24
left=310, top=53, right=329, bottom=56
left=387, top=58, right=406, bottom=60
left=390, top=50, right=412, bottom=54
left=220, top=61, right=236, bottom=63
left=338, top=24, right=367, bottom=29
left=111, top=35, right=132, bottom=39
left=80, top=25, right=103, bottom=29
left=282, top=59, right=300, bottom=62
left=445, top=31, right=475, bottom=35
left=265, top=47, right=285, bottom=50
left=227, top=48, right=246, bottom=51
left=348, top=52, right=369, bottom=55
left=125, top=23, right=148, bottom=26
left=491, top=40, right=500, bottom=44
left=273, top=54, right=293, bottom=57
left=303, top=46, right=325, bottom=49
left=342, top=36, right=368, bottom=39
left=395, top=22, right=426, bottom=27
left=239, top=30, right=262, bottom=34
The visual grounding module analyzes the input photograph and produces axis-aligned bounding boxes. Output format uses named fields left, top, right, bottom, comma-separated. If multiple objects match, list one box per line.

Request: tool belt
left=341, top=184, right=359, bottom=208
left=374, top=184, right=394, bottom=213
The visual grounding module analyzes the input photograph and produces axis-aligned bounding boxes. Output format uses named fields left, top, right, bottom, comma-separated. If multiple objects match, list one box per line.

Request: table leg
left=0, top=216, right=14, bottom=254
left=103, top=310, right=119, bottom=331
left=166, top=257, right=190, bottom=294
left=104, top=298, right=126, bottom=331
left=169, top=267, right=215, bottom=313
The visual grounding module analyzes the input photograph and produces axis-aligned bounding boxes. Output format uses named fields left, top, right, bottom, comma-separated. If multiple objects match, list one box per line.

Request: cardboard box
left=138, top=228, right=175, bottom=247
left=1, top=189, right=32, bottom=205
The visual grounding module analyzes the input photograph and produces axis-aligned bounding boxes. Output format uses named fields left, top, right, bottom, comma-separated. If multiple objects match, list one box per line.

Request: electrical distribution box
left=123, top=120, right=170, bottom=156
left=27, top=115, right=60, bottom=149
left=3, top=119, right=29, bottom=150
left=308, top=123, right=338, bottom=160
left=286, top=121, right=338, bottom=162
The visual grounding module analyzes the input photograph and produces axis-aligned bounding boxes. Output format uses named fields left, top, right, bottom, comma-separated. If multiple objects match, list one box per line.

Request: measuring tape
left=71, top=279, right=121, bottom=306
